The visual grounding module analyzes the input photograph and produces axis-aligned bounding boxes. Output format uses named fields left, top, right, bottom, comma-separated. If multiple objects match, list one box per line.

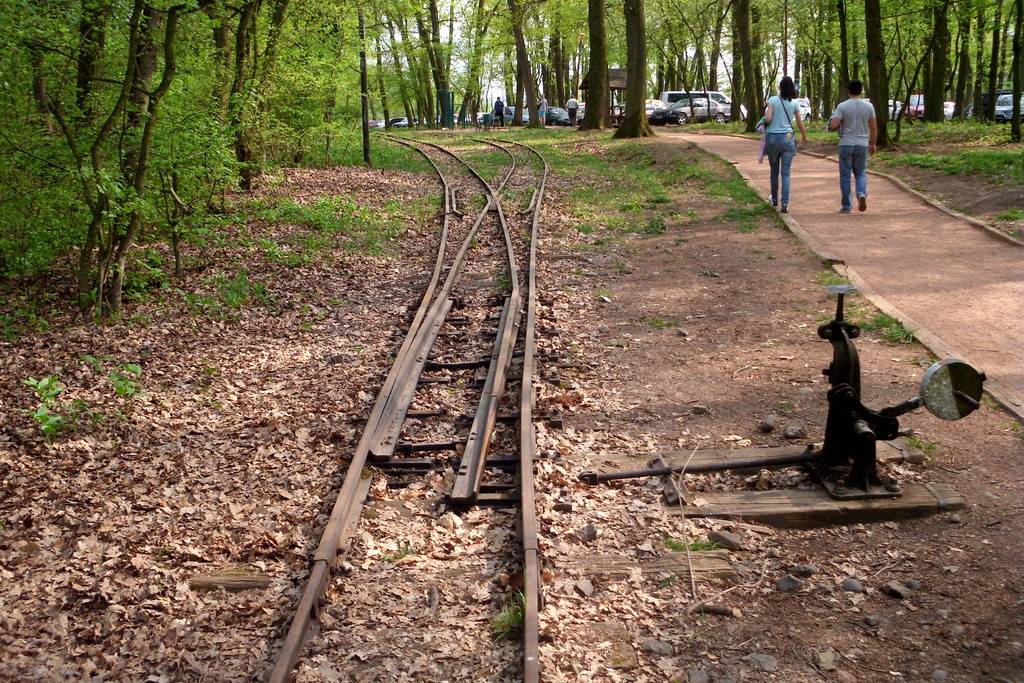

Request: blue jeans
left=838, top=145, right=868, bottom=210
left=765, top=133, right=795, bottom=206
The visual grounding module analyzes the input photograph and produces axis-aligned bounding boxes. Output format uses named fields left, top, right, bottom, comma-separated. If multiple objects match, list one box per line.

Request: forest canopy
left=1, top=0, right=1020, bottom=316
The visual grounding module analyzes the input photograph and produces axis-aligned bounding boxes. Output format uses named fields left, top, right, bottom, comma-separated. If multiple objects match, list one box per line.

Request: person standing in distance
left=566, top=94, right=580, bottom=126
left=538, top=94, right=548, bottom=127
left=828, top=80, right=877, bottom=213
left=493, top=96, right=505, bottom=127
left=763, top=76, right=808, bottom=214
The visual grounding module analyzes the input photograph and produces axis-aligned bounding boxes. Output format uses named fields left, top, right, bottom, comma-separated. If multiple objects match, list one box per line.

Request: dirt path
left=675, top=132, right=1024, bottom=418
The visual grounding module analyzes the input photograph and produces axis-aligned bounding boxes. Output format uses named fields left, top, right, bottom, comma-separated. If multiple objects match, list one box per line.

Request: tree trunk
left=375, top=34, right=391, bottom=127
left=954, top=15, right=971, bottom=117
left=107, top=8, right=181, bottom=314
left=864, top=0, right=889, bottom=144
left=837, top=0, right=850, bottom=99
left=582, top=0, right=608, bottom=128
left=614, top=0, right=653, bottom=137
left=736, top=0, right=758, bottom=131
left=75, top=0, right=109, bottom=119
left=973, top=1, right=986, bottom=118
left=751, top=6, right=765, bottom=112
left=987, top=0, right=1004, bottom=119
left=709, top=1, right=725, bottom=89
left=230, top=1, right=256, bottom=190
left=925, top=2, right=950, bottom=121
left=730, top=5, right=744, bottom=121
left=359, top=7, right=371, bottom=165
left=1013, top=0, right=1022, bottom=141
left=508, top=0, right=539, bottom=125
left=385, top=17, right=415, bottom=125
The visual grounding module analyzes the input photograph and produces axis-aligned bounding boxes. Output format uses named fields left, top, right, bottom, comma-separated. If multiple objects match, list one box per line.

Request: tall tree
left=1013, top=0, right=1022, bottom=141
left=581, top=0, right=608, bottom=129
left=508, top=0, right=539, bottom=125
left=735, top=0, right=758, bottom=131
left=864, top=0, right=889, bottom=144
left=987, top=0, right=1004, bottom=119
left=614, top=0, right=653, bottom=137
left=924, top=1, right=951, bottom=122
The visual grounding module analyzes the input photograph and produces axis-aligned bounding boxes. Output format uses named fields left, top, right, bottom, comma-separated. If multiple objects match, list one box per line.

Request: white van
left=657, top=90, right=746, bottom=121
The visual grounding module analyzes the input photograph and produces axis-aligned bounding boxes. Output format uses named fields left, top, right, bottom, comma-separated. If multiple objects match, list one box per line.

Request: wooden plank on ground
left=569, top=550, right=736, bottom=580
left=578, top=622, right=638, bottom=670
left=674, top=482, right=961, bottom=528
left=591, top=440, right=923, bottom=474
left=189, top=566, right=271, bottom=591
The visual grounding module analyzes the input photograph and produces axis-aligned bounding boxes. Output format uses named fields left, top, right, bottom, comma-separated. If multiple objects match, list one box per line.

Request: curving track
left=268, top=135, right=547, bottom=682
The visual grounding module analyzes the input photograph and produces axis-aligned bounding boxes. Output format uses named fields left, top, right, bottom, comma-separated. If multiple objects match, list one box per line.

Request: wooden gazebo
left=579, top=68, right=627, bottom=124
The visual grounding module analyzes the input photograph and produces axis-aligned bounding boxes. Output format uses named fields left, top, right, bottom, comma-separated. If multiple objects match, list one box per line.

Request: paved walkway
left=676, top=132, right=1024, bottom=417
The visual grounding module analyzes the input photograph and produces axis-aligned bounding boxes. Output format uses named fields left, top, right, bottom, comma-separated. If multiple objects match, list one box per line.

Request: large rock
left=882, top=580, right=913, bottom=599
left=776, top=574, right=803, bottom=593
left=747, top=653, right=779, bottom=673
left=709, top=529, right=743, bottom=550
left=641, top=638, right=673, bottom=656
left=841, top=577, right=865, bottom=593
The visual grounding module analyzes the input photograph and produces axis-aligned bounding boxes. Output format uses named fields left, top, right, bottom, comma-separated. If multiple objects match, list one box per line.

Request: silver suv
left=657, top=90, right=744, bottom=122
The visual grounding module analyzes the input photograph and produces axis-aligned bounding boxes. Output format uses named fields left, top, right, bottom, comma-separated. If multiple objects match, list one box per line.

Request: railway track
left=268, top=135, right=547, bottom=682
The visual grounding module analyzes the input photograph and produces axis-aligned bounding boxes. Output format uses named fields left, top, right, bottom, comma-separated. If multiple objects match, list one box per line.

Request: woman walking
left=763, top=76, right=808, bottom=213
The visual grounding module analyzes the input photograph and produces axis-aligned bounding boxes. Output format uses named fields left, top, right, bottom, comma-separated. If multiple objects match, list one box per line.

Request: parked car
left=546, top=106, right=572, bottom=126
left=943, top=101, right=955, bottom=120
left=650, top=97, right=694, bottom=125
left=368, top=119, right=386, bottom=129
left=886, top=99, right=903, bottom=118
left=905, top=94, right=925, bottom=119
left=995, top=94, right=1024, bottom=122
left=388, top=117, right=409, bottom=128
left=657, top=90, right=743, bottom=121
left=795, top=97, right=812, bottom=120
left=645, top=99, right=667, bottom=122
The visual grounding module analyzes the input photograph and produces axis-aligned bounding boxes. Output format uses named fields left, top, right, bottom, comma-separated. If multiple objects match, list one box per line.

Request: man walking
left=828, top=80, right=877, bottom=213
left=566, top=94, right=580, bottom=126
left=493, top=97, right=505, bottom=127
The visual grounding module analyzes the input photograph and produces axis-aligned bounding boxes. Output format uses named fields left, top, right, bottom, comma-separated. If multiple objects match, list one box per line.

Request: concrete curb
left=684, top=133, right=1024, bottom=422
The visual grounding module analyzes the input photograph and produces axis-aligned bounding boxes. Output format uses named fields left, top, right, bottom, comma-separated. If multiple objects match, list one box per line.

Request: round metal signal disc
left=919, top=359, right=984, bottom=420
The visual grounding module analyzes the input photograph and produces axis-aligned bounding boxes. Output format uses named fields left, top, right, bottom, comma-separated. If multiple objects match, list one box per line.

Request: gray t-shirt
left=831, top=98, right=876, bottom=147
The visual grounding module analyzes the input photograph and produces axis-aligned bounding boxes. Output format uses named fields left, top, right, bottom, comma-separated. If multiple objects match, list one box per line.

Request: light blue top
left=765, top=95, right=800, bottom=134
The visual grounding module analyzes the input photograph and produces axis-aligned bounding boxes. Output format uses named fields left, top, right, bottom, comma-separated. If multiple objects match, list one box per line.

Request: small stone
left=841, top=577, right=865, bottom=593
left=598, top=324, right=610, bottom=333
left=783, top=424, right=806, bottom=439
left=947, top=513, right=962, bottom=524
left=574, top=578, right=594, bottom=597
left=882, top=580, right=913, bottom=599
left=815, top=649, right=838, bottom=671
left=641, top=638, right=673, bottom=656
left=759, top=415, right=778, bottom=433
left=677, top=328, right=690, bottom=338
left=864, top=615, right=882, bottom=627
left=777, top=574, right=803, bottom=593
left=790, top=563, right=817, bottom=578
left=767, top=547, right=782, bottom=558
left=932, top=670, right=948, bottom=682
left=709, top=529, right=743, bottom=550
left=439, top=512, right=463, bottom=530
left=686, top=669, right=710, bottom=683
left=747, top=653, right=779, bottom=673
left=663, top=481, right=681, bottom=505
left=692, top=404, right=711, bottom=415
left=575, top=524, right=598, bottom=543
left=936, top=609, right=950, bottom=619
left=904, top=579, right=922, bottom=591
left=950, top=624, right=966, bottom=638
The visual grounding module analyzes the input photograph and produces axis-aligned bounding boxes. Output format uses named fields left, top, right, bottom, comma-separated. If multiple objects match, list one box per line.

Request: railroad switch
left=580, top=285, right=986, bottom=500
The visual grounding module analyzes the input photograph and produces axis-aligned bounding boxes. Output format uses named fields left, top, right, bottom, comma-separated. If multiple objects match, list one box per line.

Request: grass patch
left=815, top=270, right=851, bottom=286
left=884, top=149, right=1024, bottom=184
left=905, top=434, right=939, bottom=456
left=381, top=542, right=417, bottom=563
left=490, top=591, right=525, bottom=640
left=643, top=316, right=677, bottom=329
left=641, top=216, right=667, bottom=235
left=996, top=208, right=1024, bottom=221
left=664, top=536, right=721, bottom=552
left=858, top=312, right=915, bottom=344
